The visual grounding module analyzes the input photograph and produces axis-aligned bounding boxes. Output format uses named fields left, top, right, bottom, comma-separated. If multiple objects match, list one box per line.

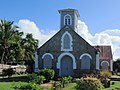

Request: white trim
left=34, top=51, right=39, bottom=72
left=57, top=52, right=76, bottom=76
left=80, top=53, right=92, bottom=59
left=96, top=52, right=100, bottom=70
left=101, top=61, right=109, bottom=66
left=60, top=11, right=62, bottom=29
left=61, top=31, right=73, bottom=51
left=110, top=60, right=113, bottom=71
left=64, top=14, right=72, bottom=25
left=42, top=53, right=54, bottom=59
left=74, top=12, right=76, bottom=31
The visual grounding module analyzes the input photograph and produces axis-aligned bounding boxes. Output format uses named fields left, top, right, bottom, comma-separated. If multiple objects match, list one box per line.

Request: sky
left=0, top=0, right=120, bottom=60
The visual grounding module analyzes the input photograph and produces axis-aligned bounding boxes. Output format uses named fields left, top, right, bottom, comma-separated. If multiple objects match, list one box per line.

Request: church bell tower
left=58, top=8, right=79, bottom=32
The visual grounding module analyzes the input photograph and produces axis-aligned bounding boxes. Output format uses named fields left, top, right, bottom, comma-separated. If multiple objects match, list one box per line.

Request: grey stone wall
left=38, top=27, right=97, bottom=76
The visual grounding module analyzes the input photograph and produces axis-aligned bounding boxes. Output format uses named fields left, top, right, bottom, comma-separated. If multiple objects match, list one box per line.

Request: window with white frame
left=64, top=14, right=72, bottom=25
left=42, top=53, right=53, bottom=68
left=61, top=31, right=73, bottom=51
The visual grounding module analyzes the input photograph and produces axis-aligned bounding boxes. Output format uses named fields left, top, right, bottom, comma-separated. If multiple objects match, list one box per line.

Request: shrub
left=62, top=76, right=72, bottom=88
left=28, top=73, right=38, bottom=80
left=100, top=70, right=112, bottom=78
left=12, top=82, right=44, bottom=90
left=28, top=73, right=46, bottom=84
left=40, top=68, right=55, bottom=82
left=75, top=77, right=104, bottom=90
left=2, top=68, right=14, bottom=77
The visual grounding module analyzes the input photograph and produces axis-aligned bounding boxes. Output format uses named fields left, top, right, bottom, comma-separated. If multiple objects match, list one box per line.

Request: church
left=34, top=9, right=113, bottom=77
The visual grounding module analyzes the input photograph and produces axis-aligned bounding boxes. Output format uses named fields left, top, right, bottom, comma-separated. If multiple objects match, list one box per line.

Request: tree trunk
left=1, top=50, right=5, bottom=64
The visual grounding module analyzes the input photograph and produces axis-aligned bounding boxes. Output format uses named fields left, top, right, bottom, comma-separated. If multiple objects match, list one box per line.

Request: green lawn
left=0, top=82, right=28, bottom=90
left=0, top=75, right=120, bottom=90
left=61, top=81, right=120, bottom=90
left=62, top=83, right=76, bottom=90
left=0, top=74, right=29, bottom=90
left=104, top=81, right=120, bottom=90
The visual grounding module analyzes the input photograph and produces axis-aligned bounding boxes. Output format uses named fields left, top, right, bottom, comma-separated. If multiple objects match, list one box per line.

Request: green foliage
left=75, top=77, right=104, bottom=90
left=0, top=19, right=38, bottom=72
left=63, top=76, right=72, bottom=84
left=2, top=68, right=14, bottom=77
left=100, top=70, right=112, bottom=78
left=28, top=73, right=46, bottom=84
left=113, top=58, right=120, bottom=72
left=40, top=68, right=55, bottom=82
left=48, top=86, right=55, bottom=90
left=12, top=81, right=43, bottom=90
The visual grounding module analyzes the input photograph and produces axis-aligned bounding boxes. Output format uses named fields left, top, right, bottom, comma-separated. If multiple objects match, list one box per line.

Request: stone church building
left=35, top=9, right=113, bottom=77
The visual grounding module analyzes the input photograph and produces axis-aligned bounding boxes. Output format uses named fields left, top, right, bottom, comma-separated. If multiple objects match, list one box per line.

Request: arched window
left=80, top=53, right=92, bottom=70
left=64, top=14, right=72, bottom=25
left=42, top=53, right=53, bottom=68
left=101, top=61, right=109, bottom=70
left=61, top=31, right=73, bottom=51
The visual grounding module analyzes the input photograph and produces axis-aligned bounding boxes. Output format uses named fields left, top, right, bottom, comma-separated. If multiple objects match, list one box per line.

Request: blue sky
left=1, top=0, right=120, bottom=34
left=0, top=0, right=120, bottom=59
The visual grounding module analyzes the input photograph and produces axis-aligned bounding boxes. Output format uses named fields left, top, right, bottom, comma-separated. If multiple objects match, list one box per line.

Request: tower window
left=65, top=19, right=67, bottom=25
left=64, top=14, right=72, bottom=25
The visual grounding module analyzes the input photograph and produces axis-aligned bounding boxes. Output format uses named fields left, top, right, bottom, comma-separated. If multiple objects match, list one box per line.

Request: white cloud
left=78, top=20, right=120, bottom=60
left=17, top=19, right=120, bottom=60
left=17, top=19, right=57, bottom=46
left=78, top=20, right=93, bottom=44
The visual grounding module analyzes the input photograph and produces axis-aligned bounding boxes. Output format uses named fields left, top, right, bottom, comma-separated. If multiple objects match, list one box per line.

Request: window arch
left=64, top=14, right=72, bottom=25
left=42, top=53, right=53, bottom=68
left=101, top=61, right=109, bottom=70
left=80, top=53, right=92, bottom=70
left=61, top=31, right=73, bottom=51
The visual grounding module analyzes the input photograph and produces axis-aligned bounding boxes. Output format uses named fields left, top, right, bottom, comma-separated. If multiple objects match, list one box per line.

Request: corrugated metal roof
left=94, top=46, right=113, bottom=60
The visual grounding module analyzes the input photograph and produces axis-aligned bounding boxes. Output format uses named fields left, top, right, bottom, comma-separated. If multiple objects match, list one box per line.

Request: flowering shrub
left=100, top=70, right=112, bottom=78
left=75, top=77, right=104, bottom=90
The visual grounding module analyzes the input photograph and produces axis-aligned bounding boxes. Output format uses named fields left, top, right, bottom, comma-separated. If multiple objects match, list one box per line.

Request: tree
left=20, top=34, right=38, bottom=73
left=113, top=58, right=120, bottom=72
left=0, top=19, right=38, bottom=73
left=0, top=19, right=18, bottom=64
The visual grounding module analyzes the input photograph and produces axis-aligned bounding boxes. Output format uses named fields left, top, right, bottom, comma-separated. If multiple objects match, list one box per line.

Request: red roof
left=94, top=46, right=113, bottom=60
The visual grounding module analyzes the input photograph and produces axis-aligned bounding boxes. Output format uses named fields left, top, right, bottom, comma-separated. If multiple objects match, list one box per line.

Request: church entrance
left=61, top=55, right=73, bottom=76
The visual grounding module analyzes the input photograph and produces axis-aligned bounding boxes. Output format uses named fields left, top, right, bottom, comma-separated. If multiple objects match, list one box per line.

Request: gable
left=38, top=26, right=97, bottom=54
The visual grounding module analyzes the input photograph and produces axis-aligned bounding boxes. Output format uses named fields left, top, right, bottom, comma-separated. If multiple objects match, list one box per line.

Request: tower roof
left=58, top=8, right=80, bottom=17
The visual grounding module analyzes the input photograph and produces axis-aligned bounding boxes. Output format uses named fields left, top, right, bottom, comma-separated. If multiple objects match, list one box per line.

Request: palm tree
left=21, top=34, right=38, bottom=73
left=0, top=19, right=18, bottom=64
left=0, top=19, right=38, bottom=73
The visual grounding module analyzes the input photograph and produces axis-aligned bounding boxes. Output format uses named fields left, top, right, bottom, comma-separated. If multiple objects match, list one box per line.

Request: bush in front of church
left=39, top=68, right=55, bottom=82
left=75, top=77, right=104, bottom=90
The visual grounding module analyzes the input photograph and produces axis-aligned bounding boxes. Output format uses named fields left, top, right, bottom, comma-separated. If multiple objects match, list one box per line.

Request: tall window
left=81, top=55, right=91, bottom=69
left=61, top=31, right=73, bottom=51
left=63, top=34, right=70, bottom=49
left=42, top=53, right=53, bottom=68
left=64, top=14, right=72, bottom=25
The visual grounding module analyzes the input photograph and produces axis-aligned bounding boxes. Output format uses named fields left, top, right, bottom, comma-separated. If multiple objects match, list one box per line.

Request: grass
left=0, top=74, right=29, bottom=90
left=61, top=83, right=76, bottom=90
left=61, top=81, right=120, bottom=90
left=0, top=82, right=28, bottom=90
left=0, top=75, right=120, bottom=90
left=104, top=81, right=120, bottom=90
